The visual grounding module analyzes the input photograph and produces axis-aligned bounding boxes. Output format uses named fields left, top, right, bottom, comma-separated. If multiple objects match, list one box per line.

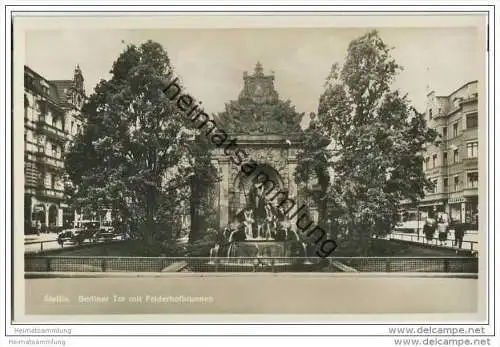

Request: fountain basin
left=227, top=240, right=301, bottom=258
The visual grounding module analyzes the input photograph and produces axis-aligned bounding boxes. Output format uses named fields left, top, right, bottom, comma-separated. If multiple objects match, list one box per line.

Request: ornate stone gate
left=211, top=135, right=301, bottom=229
left=209, top=62, right=307, bottom=230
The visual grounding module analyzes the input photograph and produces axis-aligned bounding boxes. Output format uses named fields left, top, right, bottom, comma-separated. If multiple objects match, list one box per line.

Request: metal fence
left=24, top=256, right=478, bottom=273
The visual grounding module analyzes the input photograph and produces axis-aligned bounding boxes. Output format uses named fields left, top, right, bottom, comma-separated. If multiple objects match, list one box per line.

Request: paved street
left=24, top=233, right=126, bottom=254
left=25, top=275, right=477, bottom=315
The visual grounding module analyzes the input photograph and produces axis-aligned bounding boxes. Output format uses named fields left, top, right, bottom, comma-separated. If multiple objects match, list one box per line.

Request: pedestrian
left=35, top=220, right=41, bottom=236
left=423, top=218, right=435, bottom=244
left=454, top=221, right=465, bottom=249
left=437, top=215, right=448, bottom=246
left=473, top=209, right=479, bottom=229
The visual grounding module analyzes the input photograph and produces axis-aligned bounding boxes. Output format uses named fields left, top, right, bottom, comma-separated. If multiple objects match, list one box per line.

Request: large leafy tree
left=297, top=30, right=438, bottom=255
left=66, top=40, right=217, bottom=248
left=295, top=113, right=331, bottom=224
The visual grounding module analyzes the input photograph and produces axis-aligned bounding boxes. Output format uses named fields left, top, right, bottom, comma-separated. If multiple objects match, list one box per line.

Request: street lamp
left=327, top=218, right=332, bottom=240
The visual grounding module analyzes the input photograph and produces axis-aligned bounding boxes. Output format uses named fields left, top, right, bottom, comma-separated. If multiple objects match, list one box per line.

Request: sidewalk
left=24, top=271, right=478, bottom=279
left=388, top=232, right=479, bottom=252
left=24, top=232, right=59, bottom=243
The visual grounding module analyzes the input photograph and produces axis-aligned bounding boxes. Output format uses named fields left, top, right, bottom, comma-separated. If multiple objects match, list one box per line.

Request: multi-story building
left=415, top=80, right=479, bottom=225
left=24, top=65, right=86, bottom=233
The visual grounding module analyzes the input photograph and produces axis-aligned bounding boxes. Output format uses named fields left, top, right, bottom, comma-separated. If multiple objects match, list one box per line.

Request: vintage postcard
left=11, top=11, right=488, bottom=326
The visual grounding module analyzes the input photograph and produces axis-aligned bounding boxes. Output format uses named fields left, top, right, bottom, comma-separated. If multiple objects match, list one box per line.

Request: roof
left=51, top=80, right=74, bottom=105
left=24, top=65, right=74, bottom=107
left=430, top=80, right=478, bottom=99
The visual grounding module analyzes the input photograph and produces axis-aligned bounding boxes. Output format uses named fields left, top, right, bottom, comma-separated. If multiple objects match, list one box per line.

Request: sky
left=25, top=27, right=483, bottom=124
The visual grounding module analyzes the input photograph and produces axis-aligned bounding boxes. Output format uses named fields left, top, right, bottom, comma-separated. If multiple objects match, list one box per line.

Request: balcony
left=420, top=192, right=448, bottom=202
left=463, top=187, right=478, bottom=198
left=24, top=118, right=37, bottom=130
left=460, top=94, right=478, bottom=105
left=36, top=186, right=65, bottom=200
left=462, top=128, right=478, bottom=142
left=36, top=153, right=65, bottom=172
left=36, top=120, right=67, bottom=142
left=425, top=165, right=447, bottom=177
left=462, top=157, right=478, bottom=169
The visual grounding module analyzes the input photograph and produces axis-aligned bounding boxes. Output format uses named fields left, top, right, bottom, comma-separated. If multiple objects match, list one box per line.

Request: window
left=46, top=142, right=52, bottom=155
left=467, top=172, right=478, bottom=188
left=454, top=176, right=460, bottom=191
left=444, top=178, right=449, bottom=190
left=429, top=108, right=433, bottom=120
left=425, top=157, right=430, bottom=170
left=453, top=123, right=459, bottom=137
left=467, top=142, right=478, bottom=158
left=24, top=94, right=29, bottom=118
left=438, top=108, right=442, bottom=115
left=466, top=113, right=478, bottom=129
left=443, top=152, right=448, bottom=166
left=432, top=154, right=438, bottom=168
left=432, top=179, right=438, bottom=193
left=442, top=127, right=448, bottom=139
left=453, top=149, right=459, bottom=163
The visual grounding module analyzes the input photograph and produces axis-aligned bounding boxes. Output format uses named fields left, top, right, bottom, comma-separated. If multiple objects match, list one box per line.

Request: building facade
left=24, top=65, right=86, bottom=233
left=417, top=81, right=479, bottom=225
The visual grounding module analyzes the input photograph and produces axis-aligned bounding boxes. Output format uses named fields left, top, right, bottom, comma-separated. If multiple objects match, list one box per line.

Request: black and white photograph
left=4, top=7, right=496, bottom=345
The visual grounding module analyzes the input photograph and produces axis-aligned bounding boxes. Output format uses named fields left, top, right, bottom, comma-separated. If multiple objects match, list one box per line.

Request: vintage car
left=57, top=221, right=100, bottom=245
left=93, top=225, right=116, bottom=242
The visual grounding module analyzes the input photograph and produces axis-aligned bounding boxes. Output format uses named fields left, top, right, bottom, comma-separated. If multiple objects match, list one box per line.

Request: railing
left=24, top=256, right=478, bottom=274
left=36, top=153, right=65, bottom=171
left=388, top=232, right=479, bottom=251
left=36, top=187, right=64, bottom=199
left=36, top=120, right=67, bottom=140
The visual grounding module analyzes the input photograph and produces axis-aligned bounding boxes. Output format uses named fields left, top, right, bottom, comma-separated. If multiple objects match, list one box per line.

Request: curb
left=24, top=272, right=478, bottom=279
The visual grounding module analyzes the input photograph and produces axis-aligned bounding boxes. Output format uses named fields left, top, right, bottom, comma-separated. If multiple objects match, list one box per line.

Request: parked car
left=93, top=225, right=116, bottom=242
left=57, top=228, right=83, bottom=245
left=57, top=221, right=100, bottom=245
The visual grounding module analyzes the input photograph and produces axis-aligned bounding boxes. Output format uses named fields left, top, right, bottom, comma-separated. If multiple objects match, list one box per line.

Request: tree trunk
left=144, top=187, right=158, bottom=247
left=189, top=176, right=201, bottom=243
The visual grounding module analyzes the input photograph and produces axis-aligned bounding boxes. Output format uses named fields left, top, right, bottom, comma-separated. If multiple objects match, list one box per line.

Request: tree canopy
left=65, top=40, right=217, bottom=247
left=296, top=30, right=438, bottom=255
